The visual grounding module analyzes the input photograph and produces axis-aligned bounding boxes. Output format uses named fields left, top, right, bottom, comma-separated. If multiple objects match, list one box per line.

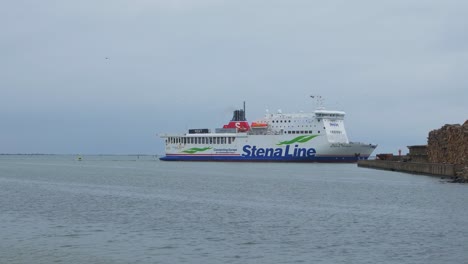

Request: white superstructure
left=160, top=100, right=377, bottom=162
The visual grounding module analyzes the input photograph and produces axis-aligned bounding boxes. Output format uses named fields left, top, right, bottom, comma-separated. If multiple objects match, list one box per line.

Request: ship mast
left=310, top=95, right=325, bottom=110
left=243, top=101, right=246, bottom=118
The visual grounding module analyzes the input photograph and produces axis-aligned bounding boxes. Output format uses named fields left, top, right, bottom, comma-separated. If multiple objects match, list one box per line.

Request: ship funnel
left=231, top=109, right=246, bottom=121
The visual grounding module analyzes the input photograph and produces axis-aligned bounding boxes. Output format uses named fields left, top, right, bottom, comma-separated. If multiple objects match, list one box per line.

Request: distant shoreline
left=0, top=153, right=160, bottom=156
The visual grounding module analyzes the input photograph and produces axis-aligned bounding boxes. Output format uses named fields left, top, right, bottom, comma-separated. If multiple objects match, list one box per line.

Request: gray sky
left=1, top=0, right=467, bottom=155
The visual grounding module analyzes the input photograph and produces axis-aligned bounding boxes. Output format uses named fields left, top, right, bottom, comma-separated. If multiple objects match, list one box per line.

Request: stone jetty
left=358, top=120, right=468, bottom=182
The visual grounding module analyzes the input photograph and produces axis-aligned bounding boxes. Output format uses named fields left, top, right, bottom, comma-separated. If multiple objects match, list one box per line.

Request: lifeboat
left=251, top=122, right=268, bottom=128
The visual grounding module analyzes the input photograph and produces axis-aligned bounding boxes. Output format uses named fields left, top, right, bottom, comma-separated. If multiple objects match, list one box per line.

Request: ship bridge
left=315, top=110, right=349, bottom=143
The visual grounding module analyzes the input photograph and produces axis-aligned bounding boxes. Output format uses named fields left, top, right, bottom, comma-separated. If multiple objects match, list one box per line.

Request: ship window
left=221, top=137, right=225, bottom=144
left=309, top=130, right=313, bottom=133
left=318, top=131, right=321, bottom=133
left=231, top=137, right=235, bottom=143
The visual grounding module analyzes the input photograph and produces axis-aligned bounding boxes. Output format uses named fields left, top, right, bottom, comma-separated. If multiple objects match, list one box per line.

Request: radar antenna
left=310, top=95, right=325, bottom=110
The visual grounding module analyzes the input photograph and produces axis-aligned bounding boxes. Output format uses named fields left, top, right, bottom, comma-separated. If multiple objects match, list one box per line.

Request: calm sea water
left=0, top=155, right=467, bottom=264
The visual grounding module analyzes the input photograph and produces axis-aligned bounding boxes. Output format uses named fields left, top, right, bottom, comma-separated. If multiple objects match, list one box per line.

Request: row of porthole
left=271, top=119, right=317, bottom=123
left=166, top=137, right=235, bottom=145
left=270, top=125, right=322, bottom=128
left=286, top=130, right=321, bottom=134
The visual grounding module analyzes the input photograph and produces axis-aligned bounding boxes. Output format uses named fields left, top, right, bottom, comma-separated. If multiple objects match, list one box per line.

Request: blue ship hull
left=159, top=155, right=370, bottom=163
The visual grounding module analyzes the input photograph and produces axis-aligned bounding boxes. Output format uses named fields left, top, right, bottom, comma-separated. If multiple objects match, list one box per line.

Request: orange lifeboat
left=251, top=122, right=268, bottom=128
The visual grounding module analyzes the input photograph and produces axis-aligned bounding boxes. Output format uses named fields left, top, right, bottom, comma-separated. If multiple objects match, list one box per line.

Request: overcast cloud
left=1, top=0, right=467, bottom=154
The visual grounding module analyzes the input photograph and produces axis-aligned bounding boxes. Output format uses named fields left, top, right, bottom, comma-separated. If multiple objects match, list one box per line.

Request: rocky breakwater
left=427, top=120, right=468, bottom=182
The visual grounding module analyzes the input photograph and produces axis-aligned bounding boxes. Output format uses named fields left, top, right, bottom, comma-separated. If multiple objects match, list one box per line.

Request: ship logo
left=182, top=147, right=212, bottom=154
left=277, top=135, right=318, bottom=146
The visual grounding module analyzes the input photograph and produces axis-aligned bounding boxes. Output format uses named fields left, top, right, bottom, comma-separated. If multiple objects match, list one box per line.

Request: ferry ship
left=159, top=98, right=377, bottom=162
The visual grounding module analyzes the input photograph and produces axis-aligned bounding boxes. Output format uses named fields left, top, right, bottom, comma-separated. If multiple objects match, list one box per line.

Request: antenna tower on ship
left=243, top=101, right=246, bottom=118
left=310, top=95, right=325, bottom=110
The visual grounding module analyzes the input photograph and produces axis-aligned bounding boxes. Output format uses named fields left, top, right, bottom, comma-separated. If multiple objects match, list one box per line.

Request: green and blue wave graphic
left=182, top=147, right=212, bottom=154
left=277, top=135, right=318, bottom=146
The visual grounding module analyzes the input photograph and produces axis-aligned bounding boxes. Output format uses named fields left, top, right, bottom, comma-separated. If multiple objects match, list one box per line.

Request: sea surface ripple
left=0, top=155, right=467, bottom=264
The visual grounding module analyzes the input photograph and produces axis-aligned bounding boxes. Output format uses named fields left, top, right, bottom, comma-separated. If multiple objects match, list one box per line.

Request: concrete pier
left=357, top=160, right=461, bottom=177
left=359, top=120, right=467, bottom=182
